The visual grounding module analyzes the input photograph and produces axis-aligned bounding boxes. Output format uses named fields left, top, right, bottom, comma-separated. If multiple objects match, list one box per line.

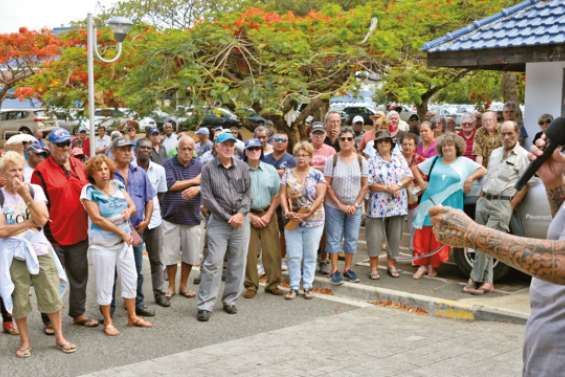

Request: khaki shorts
left=11, top=254, right=63, bottom=319
left=160, top=220, right=202, bottom=266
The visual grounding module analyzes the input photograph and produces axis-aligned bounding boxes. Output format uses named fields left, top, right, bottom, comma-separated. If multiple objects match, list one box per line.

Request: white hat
left=352, top=115, right=364, bottom=124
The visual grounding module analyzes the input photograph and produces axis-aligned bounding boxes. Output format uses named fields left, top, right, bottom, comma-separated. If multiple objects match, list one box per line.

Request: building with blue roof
left=423, top=0, right=565, bottom=141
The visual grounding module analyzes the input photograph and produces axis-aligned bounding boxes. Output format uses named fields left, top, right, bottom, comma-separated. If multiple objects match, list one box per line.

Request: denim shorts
left=324, top=204, right=362, bottom=254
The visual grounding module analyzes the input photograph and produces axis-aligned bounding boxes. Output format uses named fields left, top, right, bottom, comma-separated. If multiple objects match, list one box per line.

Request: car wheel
left=452, top=247, right=512, bottom=281
left=19, top=127, right=32, bottom=135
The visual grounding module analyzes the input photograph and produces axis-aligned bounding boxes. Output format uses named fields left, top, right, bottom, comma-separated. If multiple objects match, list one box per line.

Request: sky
left=0, top=0, right=119, bottom=33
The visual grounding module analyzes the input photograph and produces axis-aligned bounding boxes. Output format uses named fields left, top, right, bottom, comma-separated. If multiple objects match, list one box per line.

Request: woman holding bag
left=411, top=133, right=486, bottom=279
left=281, top=142, right=326, bottom=300
left=80, top=155, right=152, bottom=336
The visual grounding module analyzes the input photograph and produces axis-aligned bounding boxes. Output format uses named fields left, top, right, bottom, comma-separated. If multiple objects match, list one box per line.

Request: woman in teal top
left=412, top=133, right=486, bottom=279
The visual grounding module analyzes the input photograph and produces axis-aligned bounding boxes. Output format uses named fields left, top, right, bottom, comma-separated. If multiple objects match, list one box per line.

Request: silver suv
left=0, top=108, right=56, bottom=145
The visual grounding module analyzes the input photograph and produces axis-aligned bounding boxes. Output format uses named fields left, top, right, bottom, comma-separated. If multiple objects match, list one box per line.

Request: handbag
left=284, top=207, right=310, bottom=231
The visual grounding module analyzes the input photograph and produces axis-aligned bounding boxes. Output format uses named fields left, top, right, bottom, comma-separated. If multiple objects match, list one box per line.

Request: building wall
left=525, top=62, right=565, bottom=145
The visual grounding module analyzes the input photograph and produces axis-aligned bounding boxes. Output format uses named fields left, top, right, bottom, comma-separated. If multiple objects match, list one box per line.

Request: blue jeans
left=284, top=225, right=324, bottom=290
left=324, top=204, right=362, bottom=254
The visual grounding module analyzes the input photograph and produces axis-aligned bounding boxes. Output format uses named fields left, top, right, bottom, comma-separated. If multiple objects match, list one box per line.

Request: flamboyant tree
left=0, top=27, right=61, bottom=104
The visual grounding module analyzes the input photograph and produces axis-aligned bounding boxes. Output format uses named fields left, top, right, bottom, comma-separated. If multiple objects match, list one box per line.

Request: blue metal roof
left=423, top=0, right=565, bottom=53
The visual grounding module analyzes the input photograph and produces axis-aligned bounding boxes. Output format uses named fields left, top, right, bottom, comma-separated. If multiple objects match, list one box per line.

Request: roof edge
left=422, top=0, right=538, bottom=51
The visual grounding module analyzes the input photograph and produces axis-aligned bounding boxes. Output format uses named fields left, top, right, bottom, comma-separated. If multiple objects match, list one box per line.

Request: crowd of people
left=0, top=101, right=548, bottom=358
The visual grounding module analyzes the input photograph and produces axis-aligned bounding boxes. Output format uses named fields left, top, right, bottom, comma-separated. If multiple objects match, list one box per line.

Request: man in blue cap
left=197, top=131, right=251, bottom=322
left=242, top=139, right=283, bottom=299
left=112, top=136, right=157, bottom=317
left=32, top=128, right=98, bottom=332
left=195, top=127, right=212, bottom=158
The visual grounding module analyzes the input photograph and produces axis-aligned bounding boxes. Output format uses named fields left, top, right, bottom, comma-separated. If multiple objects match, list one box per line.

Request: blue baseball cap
left=47, top=128, right=71, bottom=144
left=29, top=141, right=48, bottom=155
left=195, top=127, right=210, bottom=136
left=245, top=138, right=262, bottom=150
left=214, top=131, right=237, bottom=144
left=147, top=127, right=160, bottom=135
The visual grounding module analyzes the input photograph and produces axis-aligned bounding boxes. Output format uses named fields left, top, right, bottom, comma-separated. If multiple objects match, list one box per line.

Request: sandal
left=56, top=342, right=77, bottom=354
left=387, top=267, right=400, bottom=279
left=15, top=346, right=32, bottom=358
left=73, top=316, right=99, bottom=328
left=179, top=288, right=196, bottom=298
left=3, top=322, right=19, bottom=335
left=477, top=283, right=495, bottom=295
left=103, top=324, right=120, bottom=337
left=43, top=324, right=55, bottom=336
left=128, top=318, right=153, bottom=328
left=165, top=288, right=176, bottom=299
left=369, top=270, right=381, bottom=280
left=413, top=266, right=427, bottom=280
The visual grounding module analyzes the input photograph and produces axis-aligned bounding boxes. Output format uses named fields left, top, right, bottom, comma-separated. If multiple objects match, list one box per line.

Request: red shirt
left=458, top=130, right=476, bottom=160
left=31, top=156, right=89, bottom=246
left=406, top=153, right=425, bottom=210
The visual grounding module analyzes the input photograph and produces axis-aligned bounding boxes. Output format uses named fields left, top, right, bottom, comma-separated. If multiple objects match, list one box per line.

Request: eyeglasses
left=54, top=140, right=71, bottom=148
left=295, top=154, right=311, bottom=158
left=138, top=145, right=152, bottom=150
left=273, top=137, right=288, bottom=143
left=461, top=122, right=473, bottom=126
left=339, top=137, right=353, bottom=142
left=539, top=120, right=551, bottom=125
left=127, top=128, right=136, bottom=132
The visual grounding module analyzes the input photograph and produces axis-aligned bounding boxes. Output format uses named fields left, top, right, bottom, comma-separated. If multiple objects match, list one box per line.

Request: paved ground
left=79, top=305, right=523, bottom=377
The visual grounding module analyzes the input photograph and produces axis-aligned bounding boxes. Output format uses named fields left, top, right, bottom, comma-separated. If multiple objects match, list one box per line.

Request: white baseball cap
left=352, top=115, right=364, bottom=124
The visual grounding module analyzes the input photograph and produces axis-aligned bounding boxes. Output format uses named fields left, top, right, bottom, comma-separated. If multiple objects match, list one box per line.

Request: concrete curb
left=296, top=273, right=529, bottom=324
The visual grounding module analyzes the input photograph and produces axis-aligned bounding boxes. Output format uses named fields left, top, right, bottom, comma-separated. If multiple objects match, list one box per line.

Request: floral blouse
left=282, top=168, right=325, bottom=228
left=367, top=153, right=413, bottom=219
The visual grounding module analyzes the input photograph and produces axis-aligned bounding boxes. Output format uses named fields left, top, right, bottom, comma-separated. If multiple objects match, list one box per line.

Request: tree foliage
left=0, top=27, right=61, bottom=104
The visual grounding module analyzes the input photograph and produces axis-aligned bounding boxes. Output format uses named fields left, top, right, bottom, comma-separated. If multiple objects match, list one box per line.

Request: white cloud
left=0, top=0, right=119, bottom=33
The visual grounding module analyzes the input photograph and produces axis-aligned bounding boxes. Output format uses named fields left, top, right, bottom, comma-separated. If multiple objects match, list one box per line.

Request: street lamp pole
left=86, top=13, right=132, bottom=157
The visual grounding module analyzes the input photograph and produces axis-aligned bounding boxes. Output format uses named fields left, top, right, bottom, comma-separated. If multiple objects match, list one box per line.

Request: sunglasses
left=54, top=140, right=71, bottom=148
left=339, top=137, right=353, bottom=142
left=539, top=120, right=551, bottom=125
left=247, top=147, right=262, bottom=152
left=273, top=137, right=288, bottom=143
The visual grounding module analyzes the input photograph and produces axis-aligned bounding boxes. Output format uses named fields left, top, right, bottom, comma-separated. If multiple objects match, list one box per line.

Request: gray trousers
left=366, top=216, right=404, bottom=259
left=142, top=226, right=164, bottom=299
left=197, top=214, right=250, bottom=311
left=471, top=197, right=512, bottom=284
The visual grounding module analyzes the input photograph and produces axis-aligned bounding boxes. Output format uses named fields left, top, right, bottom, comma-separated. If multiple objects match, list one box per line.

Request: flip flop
left=369, top=270, right=381, bottom=280
left=387, top=267, right=400, bottom=278
left=73, top=317, right=99, bottom=328
left=128, top=318, right=153, bottom=328
left=179, top=289, right=196, bottom=298
left=103, top=324, right=120, bottom=337
left=56, top=342, right=77, bottom=354
left=15, top=346, right=32, bottom=358
left=43, top=324, right=55, bottom=336
left=165, top=289, right=176, bottom=299
left=3, top=322, right=19, bottom=335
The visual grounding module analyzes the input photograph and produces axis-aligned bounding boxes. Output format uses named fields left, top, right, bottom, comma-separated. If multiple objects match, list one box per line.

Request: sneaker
left=329, top=271, right=344, bottom=286
left=303, top=289, right=314, bottom=300
left=318, top=260, right=330, bottom=275
left=281, top=260, right=288, bottom=271
left=257, top=264, right=266, bottom=277
left=343, top=269, right=360, bottom=283
left=285, top=289, right=298, bottom=300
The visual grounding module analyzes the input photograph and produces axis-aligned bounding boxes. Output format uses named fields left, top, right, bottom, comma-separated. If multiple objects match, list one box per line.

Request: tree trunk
left=502, top=72, right=519, bottom=104
left=416, top=98, right=429, bottom=122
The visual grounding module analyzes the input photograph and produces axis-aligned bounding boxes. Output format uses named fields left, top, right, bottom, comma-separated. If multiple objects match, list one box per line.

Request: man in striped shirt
left=160, top=136, right=203, bottom=302
left=197, top=131, right=251, bottom=322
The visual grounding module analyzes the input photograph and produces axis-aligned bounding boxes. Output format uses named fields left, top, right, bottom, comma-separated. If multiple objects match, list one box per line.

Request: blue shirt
left=161, top=157, right=202, bottom=226
left=263, top=152, right=296, bottom=170
left=114, top=164, right=155, bottom=226
left=249, top=162, right=280, bottom=210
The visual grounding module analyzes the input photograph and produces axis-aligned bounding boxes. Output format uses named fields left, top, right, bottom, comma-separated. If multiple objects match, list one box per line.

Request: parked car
left=341, top=106, right=378, bottom=125
left=237, top=107, right=267, bottom=130
left=0, top=108, right=56, bottom=145
left=176, top=106, right=240, bottom=130
left=452, top=177, right=551, bottom=280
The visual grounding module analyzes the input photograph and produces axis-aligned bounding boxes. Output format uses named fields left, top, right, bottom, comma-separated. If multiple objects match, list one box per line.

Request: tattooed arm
left=429, top=206, right=565, bottom=284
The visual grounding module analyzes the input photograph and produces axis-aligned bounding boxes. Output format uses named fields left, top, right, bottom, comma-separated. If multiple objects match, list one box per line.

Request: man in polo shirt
left=94, top=125, right=111, bottom=155
left=112, top=137, right=157, bottom=317
left=243, top=139, right=283, bottom=299
left=161, top=136, right=203, bottom=300
left=161, top=120, right=178, bottom=158
left=197, top=131, right=251, bottom=322
left=262, top=132, right=295, bottom=177
left=32, top=128, right=98, bottom=332
left=135, top=138, right=171, bottom=308
left=147, top=127, right=168, bottom=165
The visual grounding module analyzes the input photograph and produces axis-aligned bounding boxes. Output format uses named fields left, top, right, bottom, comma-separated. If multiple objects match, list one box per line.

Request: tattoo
left=433, top=207, right=565, bottom=284
left=546, top=183, right=565, bottom=217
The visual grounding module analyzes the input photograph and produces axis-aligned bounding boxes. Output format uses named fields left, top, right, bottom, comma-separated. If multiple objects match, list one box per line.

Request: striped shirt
left=161, top=157, right=202, bottom=225
left=201, top=157, right=251, bottom=221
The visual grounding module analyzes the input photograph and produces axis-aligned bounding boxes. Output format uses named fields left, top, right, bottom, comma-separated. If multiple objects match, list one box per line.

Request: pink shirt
left=311, top=144, right=336, bottom=171
left=416, top=141, right=438, bottom=158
